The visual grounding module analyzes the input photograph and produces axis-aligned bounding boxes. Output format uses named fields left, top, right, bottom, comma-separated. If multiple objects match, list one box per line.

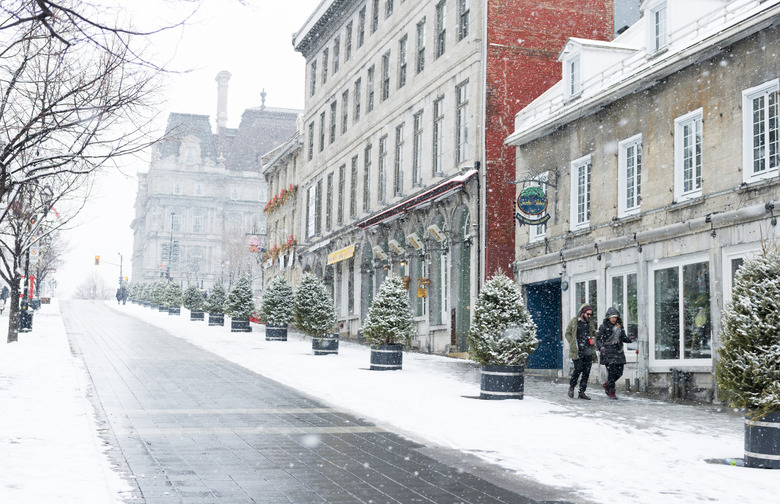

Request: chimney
left=215, top=70, right=231, bottom=133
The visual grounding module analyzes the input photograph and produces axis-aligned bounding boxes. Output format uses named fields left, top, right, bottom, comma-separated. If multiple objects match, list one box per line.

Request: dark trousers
left=569, top=358, right=593, bottom=391
left=605, top=363, right=625, bottom=392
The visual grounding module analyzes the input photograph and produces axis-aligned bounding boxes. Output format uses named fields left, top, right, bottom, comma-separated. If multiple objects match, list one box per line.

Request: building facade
left=506, top=0, right=780, bottom=399
left=131, top=73, right=299, bottom=295
left=292, top=0, right=615, bottom=354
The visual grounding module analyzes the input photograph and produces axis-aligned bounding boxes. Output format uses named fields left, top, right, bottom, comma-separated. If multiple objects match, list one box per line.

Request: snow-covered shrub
left=293, top=273, right=337, bottom=337
left=361, top=274, right=415, bottom=347
left=468, top=272, right=538, bottom=366
left=716, top=245, right=780, bottom=415
left=204, top=281, right=226, bottom=314
left=261, top=276, right=294, bottom=326
left=183, top=285, right=203, bottom=311
left=163, top=282, right=183, bottom=308
left=151, top=280, right=167, bottom=306
left=225, top=276, right=255, bottom=319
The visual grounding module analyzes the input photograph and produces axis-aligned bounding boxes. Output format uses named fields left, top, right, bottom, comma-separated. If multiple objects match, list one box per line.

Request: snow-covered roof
left=292, top=0, right=350, bottom=55
left=506, top=0, right=780, bottom=147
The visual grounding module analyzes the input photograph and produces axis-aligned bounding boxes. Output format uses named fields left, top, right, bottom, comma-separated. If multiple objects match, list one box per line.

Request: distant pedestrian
left=564, top=304, right=597, bottom=400
left=116, top=288, right=122, bottom=305
left=597, top=307, right=635, bottom=400
left=1, top=285, right=8, bottom=301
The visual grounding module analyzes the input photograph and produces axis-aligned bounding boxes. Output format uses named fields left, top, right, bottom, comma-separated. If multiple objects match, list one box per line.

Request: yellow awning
left=327, top=244, right=356, bottom=265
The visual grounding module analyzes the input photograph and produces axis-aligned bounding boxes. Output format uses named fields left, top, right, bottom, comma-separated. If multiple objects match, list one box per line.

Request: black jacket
left=597, top=307, right=633, bottom=365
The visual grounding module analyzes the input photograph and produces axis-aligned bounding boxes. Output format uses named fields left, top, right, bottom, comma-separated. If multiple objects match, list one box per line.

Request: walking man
left=565, top=304, right=597, bottom=400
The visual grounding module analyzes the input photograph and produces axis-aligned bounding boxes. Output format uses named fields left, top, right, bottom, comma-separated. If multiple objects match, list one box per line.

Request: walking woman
left=597, top=307, right=635, bottom=400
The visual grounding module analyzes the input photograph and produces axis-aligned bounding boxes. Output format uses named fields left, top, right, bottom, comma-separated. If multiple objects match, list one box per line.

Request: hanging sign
left=515, top=186, right=551, bottom=227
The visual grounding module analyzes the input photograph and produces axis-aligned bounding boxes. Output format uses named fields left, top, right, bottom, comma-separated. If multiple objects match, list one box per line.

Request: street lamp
left=166, top=212, right=175, bottom=282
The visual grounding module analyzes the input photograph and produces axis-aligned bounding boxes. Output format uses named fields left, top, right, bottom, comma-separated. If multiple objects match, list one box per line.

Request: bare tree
left=32, top=229, right=67, bottom=297
left=73, top=271, right=112, bottom=300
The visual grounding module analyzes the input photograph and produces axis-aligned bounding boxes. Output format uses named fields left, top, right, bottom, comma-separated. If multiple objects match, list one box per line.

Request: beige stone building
left=506, top=0, right=780, bottom=400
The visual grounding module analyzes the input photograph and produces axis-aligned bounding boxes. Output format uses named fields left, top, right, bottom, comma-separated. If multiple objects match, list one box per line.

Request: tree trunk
left=7, top=266, right=21, bottom=343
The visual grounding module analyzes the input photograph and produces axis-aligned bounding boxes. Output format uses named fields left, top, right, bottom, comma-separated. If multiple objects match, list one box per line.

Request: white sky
left=58, top=0, right=321, bottom=297
left=3, top=302, right=774, bottom=503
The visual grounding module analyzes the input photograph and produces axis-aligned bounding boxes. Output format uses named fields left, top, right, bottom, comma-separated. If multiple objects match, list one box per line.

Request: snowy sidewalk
left=108, top=301, right=774, bottom=504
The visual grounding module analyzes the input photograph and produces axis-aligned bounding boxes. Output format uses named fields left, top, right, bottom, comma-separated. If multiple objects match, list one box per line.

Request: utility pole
left=167, top=212, right=175, bottom=282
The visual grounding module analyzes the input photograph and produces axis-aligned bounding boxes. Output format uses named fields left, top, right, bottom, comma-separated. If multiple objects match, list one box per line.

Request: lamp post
left=166, top=212, right=175, bottom=282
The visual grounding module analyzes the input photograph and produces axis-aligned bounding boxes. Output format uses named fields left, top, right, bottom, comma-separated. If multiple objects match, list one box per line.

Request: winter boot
left=608, top=389, right=618, bottom=400
left=578, top=390, right=591, bottom=400
left=567, top=386, right=575, bottom=398
left=603, top=382, right=610, bottom=396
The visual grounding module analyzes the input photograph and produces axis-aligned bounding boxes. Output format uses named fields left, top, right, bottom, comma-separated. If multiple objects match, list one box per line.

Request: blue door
left=525, top=279, right=562, bottom=369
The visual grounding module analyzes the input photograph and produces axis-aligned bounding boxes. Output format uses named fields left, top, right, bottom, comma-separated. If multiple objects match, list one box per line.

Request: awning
left=327, top=244, right=356, bottom=265
left=356, top=169, right=477, bottom=229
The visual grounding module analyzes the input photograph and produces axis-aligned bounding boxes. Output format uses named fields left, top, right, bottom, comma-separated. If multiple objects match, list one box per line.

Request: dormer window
left=650, top=1, right=667, bottom=52
left=564, top=54, right=581, bottom=99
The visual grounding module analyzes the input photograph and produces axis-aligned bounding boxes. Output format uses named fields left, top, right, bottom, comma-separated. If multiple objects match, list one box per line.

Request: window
left=742, top=80, right=779, bottom=183
left=381, top=50, right=391, bottom=101
left=458, top=0, right=469, bottom=40
left=651, top=257, right=711, bottom=362
left=348, top=259, right=355, bottom=315
left=608, top=269, right=639, bottom=355
left=195, top=183, right=203, bottom=196
left=456, top=80, right=469, bottom=164
left=650, top=2, right=667, bottom=52
left=412, top=110, right=423, bottom=185
left=529, top=171, right=548, bottom=242
left=184, top=146, right=196, bottom=164
left=171, top=213, right=181, bottom=232
left=378, top=135, right=388, bottom=203
left=367, top=65, right=375, bottom=112
left=618, top=134, right=642, bottom=217
left=416, top=18, right=426, bottom=73
left=394, top=123, right=404, bottom=197
left=326, top=172, right=334, bottom=230
left=230, top=187, right=238, bottom=201
left=353, top=78, right=362, bottom=123
left=315, top=179, right=322, bottom=234
left=310, top=60, right=317, bottom=96
left=322, top=48, right=329, bottom=84
left=371, top=0, right=379, bottom=33
left=574, top=277, right=598, bottom=322
left=570, top=154, right=591, bottom=230
left=435, top=1, right=446, bottom=59
left=398, top=35, right=408, bottom=88
left=306, top=183, right=319, bottom=238
left=192, top=212, right=204, bottom=233
left=350, top=156, right=359, bottom=218
left=341, top=90, right=349, bottom=134
left=173, top=181, right=181, bottom=195
left=674, top=109, right=703, bottom=202
left=333, top=36, right=340, bottom=74
left=319, top=111, right=326, bottom=152
left=433, top=96, right=445, bottom=175
left=564, top=54, right=581, bottom=98
left=329, top=101, right=337, bottom=144
left=308, top=121, right=314, bottom=160
left=358, top=7, right=366, bottom=47
left=345, top=22, right=353, bottom=61
left=385, top=0, right=393, bottom=18
left=338, top=164, right=345, bottom=225
left=363, top=145, right=372, bottom=211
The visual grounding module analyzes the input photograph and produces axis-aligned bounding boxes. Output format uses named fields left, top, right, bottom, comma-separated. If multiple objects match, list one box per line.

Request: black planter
left=168, top=307, right=181, bottom=316
left=231, top=317, right=252, bottom=333
left=158, top=305, right=168, bottom=312
left=18, top=310, right=33, bottom=332
left=208, top=313, right=224, bottom=326
left=480, top=364, right=525, bottom=400
left=190, top=310, right=205, bottom=321
left=266, top=324, right=288, bottom=341
left=312, top=334, right=339, bottom=355
left=745, top=411, right=780, bottom=469
left=370, top=344, right=403, bottom=370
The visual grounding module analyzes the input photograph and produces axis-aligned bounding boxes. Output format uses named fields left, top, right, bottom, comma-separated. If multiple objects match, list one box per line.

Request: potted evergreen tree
left=164, top=282, right=183, bottom=315
left=225, top=276, right=254, bottom=332
left=361, top=275, right=415, bottom=370
left=204, top=281, right=227, bottom=326
left=261, top=276, right=294, bottom=341
left=716, top=245, right=780, bottom=469
left=183, top=285, right=205, bottom=321
left=468, top=272, right=538, bottom=400
left=152, top=280, right=167, bottom=311
left=293, top=273, right=338, bottom=354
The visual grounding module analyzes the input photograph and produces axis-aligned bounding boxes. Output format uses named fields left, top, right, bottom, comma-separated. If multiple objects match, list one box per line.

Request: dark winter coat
left=564, top=305, right=597, bottom=362
left=597, top=307, right=633, bottom=366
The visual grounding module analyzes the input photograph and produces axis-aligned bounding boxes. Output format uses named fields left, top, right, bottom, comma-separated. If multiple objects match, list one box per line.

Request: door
left=525, top=279, right=562, bottom=369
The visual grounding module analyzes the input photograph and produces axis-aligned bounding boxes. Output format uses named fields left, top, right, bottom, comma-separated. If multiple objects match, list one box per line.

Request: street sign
left=29, top=247, right=39, bottom=265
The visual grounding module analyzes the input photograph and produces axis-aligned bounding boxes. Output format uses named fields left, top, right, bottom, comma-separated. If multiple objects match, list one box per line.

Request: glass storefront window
left=610, top=272, right=638, bottom=351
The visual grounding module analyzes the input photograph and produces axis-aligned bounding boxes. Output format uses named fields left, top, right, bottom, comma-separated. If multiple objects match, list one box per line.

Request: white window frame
left=674, top=108, right=703, bottom=202
left=742, top=79, right=779, bottom=183
left=306, top=184, right=318, bottom=238
left=722, top=243, right=762, bottom=307
left=563, top=54, right=581, bottom=99
left=571, top=273, right=598, bottom=322
left=456, top=80, right=469, bottom=164
left=529, top=171, right=548, bottom=243
left=649, top=1, right=668, bottom=53
left=648, top=252, right=712, bottom=369
left=569, top=154, right=591, bottom=231
left=618, top=134, right=642, bottom=217
left=606, top=265, right=639, bottom=363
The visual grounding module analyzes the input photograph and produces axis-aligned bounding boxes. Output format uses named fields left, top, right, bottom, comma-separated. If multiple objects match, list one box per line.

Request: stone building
left=506, top=0, right=780, bottom=400
left=131, top=72, right=300, bottom=294
left=291, top=0, right=616, bottom=354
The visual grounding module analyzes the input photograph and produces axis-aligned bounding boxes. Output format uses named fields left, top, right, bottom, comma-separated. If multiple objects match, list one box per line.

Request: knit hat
left=579, top=305, right=593, bottom=317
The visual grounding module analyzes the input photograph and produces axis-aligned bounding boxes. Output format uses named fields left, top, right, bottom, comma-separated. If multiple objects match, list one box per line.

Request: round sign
left=517, top=186, right=547, bottom=215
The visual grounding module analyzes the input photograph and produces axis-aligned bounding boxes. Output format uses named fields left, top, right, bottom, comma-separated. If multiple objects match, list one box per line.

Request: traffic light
left=94, top=255, right=100, bottom=266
